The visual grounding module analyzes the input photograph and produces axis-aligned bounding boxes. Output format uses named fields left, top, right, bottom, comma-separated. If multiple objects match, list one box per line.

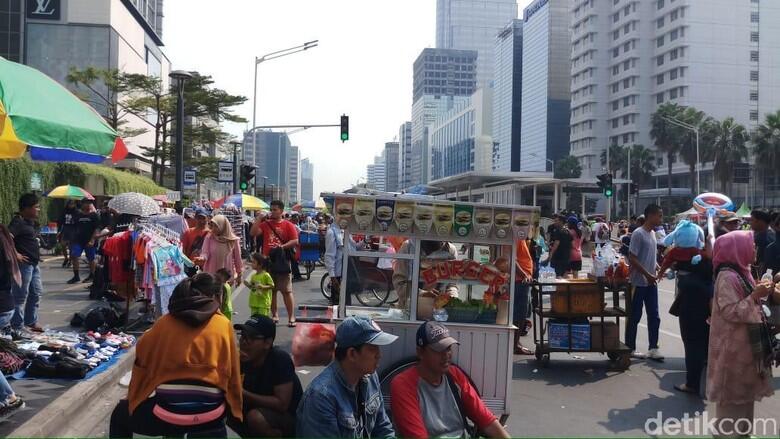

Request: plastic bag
left=292, top=322, right=336, bottom=367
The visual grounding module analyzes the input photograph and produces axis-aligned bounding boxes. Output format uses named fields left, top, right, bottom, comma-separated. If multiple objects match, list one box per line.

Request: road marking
left=638, top=322, right=682, bottom=340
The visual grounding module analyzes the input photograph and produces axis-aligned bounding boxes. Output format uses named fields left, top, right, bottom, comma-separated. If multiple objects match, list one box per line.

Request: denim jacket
left=296, top=361, right=395, bottom=438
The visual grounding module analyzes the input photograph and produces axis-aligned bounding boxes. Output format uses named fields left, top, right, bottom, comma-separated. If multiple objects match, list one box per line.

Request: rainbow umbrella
left=45, top=185, right=94, bottom=200
left=213, top=194, right=269, bottom=210
left=292, top=198, right=327, bottom=211
left=0, top=58, right=128, bottom=163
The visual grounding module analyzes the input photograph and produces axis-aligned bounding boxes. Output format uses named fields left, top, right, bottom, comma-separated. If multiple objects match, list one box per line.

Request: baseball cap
left=234, top=315, right=276, bottom=340
left=336, top=316, right=398, bottom=348
left=720, top=211, right=740, bottom=223
left=194, top=207, right=209, bottom=218
left=416, top=321, right=459, bottom=352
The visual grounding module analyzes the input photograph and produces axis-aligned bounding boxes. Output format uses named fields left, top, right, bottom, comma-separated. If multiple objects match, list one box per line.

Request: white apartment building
left=569, top=0, right=780, bottom=188
left=367, top=153, right=387, bottom=192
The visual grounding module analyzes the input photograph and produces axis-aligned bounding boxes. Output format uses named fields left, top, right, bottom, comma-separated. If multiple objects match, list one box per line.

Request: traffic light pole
left=232, top=141, right=240, bottom=194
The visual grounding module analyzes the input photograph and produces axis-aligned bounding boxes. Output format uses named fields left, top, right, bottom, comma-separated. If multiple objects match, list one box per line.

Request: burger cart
left=322, top=192, right=541, bottom=423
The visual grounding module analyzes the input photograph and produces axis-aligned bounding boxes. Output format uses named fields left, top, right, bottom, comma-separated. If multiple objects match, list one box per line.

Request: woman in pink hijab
left=195, top=215, right=243, bottom=283
left=707, top=231, right=776, bottom=436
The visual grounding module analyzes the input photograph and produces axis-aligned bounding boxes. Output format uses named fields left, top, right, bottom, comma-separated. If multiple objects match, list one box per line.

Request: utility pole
left=231, top=141, right=241, bottom=194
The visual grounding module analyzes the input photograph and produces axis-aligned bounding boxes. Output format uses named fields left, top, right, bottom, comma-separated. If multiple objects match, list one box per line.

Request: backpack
left=83, top=306, right=121, bottom=332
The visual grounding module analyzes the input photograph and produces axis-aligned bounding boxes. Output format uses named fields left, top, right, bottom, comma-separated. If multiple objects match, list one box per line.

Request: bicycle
left=320, top=260, right=397, bottom=307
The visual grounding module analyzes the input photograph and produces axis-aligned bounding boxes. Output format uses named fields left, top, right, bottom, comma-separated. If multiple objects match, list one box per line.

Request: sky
left=163, top=0, right=532, bottom=196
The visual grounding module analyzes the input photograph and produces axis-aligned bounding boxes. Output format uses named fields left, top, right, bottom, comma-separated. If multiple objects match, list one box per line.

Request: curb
left=9, top=346, right=136, bottom=438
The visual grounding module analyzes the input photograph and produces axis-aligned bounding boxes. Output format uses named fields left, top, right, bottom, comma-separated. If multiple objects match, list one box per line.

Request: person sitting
left=109, top=273, right=243, bottom=438
left=390, top=321, right=510, bottom=438
left=229, top=315, right=302, bottom=438
left=296, top=316, right=396, bottom=438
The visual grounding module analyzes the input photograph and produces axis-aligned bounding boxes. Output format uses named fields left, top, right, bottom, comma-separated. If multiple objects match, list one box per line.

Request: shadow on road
left=513, top=356, right=629, bottom=388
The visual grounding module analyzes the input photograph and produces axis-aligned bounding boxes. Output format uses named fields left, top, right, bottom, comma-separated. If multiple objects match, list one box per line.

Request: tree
left=677, top=106, right=710, bottom=195
left=626, top=144, right=657, bottom=189
left=651, top=103, right=685, bottom=209
left=751, top=110, right=780, bottom=205
left=554, top=155, right=582, bottom=179
left=702, top=117, right=749, bottom=194
left=600, top=144, right=628, bottom=177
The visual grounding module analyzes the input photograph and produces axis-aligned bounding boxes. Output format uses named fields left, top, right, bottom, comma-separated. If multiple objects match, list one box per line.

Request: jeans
left=0, top=309, right=13, bottom=330
left=513, top=283, right=531, bottom=325
left=626, top=285, right=660, bottom=351
left=0, top=373, right=13, bottom=405
left=11, top=263, right=43, bottom=328
left=677, top=274, right=712, bottom=390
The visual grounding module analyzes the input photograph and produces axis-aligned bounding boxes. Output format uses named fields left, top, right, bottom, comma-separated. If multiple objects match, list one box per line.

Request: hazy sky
left=163, top=0, right=532, bottom=196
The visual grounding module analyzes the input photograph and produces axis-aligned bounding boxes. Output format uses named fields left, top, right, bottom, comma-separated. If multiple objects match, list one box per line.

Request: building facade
left=436, top=0, right=519, bottom=87
left=430, top=88, right=494, bottom=180
left=384, top=142, right=400, bottom=193
left=366, top=153, right=386, bottom=192
left=569, top=0, right=780, bottom=193
left=520, top=0, right=571, bottom=173
left=243, top=130, right=291, bottom=203
left=15, top=0, right=170, bottom=168
left=398, top=121, right=413, bottom=190
left=300, top=158, right=314, bottom=203
left=288, top=145, right=300, bottom=204
left=492, top=19, right=523, bottom=172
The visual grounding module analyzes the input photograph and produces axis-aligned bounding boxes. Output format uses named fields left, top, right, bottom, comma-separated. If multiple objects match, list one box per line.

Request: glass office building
left=492, top=19, right=523, bottom=172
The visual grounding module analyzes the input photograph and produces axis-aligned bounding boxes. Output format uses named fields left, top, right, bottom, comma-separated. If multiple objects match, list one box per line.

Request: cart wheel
left=607, top=351, right=620, bottom=362
left=535, top=349, right=543, bottom=362
left=541, top=354, right=551, bottom=368
left=616, top=353, right=631, bottom=370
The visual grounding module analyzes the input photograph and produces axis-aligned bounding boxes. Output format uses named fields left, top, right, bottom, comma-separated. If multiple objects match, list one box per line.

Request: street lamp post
left=662, top=115, right=701, bottom=195
left=270, top=184, right=276, bottom=202
left=169, top=70, right=194, bottom=211
left=262, top=176, right=268, bottom=203
left=230, top=141, right=241, bottom=194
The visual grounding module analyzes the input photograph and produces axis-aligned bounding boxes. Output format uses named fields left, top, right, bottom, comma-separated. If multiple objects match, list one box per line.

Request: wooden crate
left=590, top=322, right=619, bottom=350
left=550, top=281, right=605, bottom=315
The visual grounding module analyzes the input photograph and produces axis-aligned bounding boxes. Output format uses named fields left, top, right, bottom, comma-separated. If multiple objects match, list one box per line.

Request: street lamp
left=169, top=70, right=194, bottom=210
left=229, top=140, right=242, bottom=194
left=529, top=152, right=555, bottom=174
left=270, top=184, right=276, bottom=202
left=662, top=115, right=701, bottom=195
left=250, top=40, right=318, bottom=178
left=262, top=176, right=268, bottom=202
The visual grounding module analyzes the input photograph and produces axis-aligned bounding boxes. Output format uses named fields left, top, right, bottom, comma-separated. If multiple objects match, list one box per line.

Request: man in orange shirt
left=182, top=207, right=210, bottom=261
left=514, top=239, right=534, bottom=355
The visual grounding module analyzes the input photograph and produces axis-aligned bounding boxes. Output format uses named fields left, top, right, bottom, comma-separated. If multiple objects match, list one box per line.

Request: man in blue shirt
left=297, top=316, right=396, bottom=438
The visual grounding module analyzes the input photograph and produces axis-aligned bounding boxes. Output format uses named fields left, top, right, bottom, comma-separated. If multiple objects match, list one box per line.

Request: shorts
left=250, top=306, right=271, bottom=318
left=271, top=273, right=293, bottom=293
left=228, top=407, right=296, bottom=438
left=70, top=243, right=96, bottom=261
left=569, top=260, right=583, bottom=271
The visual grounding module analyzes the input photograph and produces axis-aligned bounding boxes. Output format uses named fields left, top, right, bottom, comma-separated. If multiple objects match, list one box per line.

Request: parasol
left=45, top=185, right=94, bottom=200
left=212, top=194, right=269, bottom=210
left=108, top=192, right=160, bottom=217
left=292, top=198, right=327, bottom=211
left=0, top=58, right=128, bottom=163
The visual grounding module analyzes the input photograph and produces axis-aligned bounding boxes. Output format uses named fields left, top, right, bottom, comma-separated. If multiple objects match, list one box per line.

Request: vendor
left=392, top=240, right=458, bottom=310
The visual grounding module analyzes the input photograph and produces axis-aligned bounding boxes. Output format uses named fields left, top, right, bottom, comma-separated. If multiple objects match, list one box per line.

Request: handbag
left=268, top=223, right=293, bottom=274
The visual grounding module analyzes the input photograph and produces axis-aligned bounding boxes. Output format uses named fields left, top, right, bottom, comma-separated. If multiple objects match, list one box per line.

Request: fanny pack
left=152, top=403, right=225, bottom=426
left=151, top=383, right=225, bottom=426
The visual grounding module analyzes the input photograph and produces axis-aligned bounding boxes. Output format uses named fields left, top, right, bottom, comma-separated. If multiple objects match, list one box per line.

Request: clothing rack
left=214, top=208, right=246, bottom=246
left=138, top=222, right=181, bottom=244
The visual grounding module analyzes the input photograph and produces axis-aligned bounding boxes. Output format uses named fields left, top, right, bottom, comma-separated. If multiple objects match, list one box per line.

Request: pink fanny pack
left=152, top=403, right=225, bottom=426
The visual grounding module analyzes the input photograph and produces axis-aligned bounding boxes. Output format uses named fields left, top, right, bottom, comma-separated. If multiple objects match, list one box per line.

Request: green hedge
left=0, top=158, right=166, bottom=224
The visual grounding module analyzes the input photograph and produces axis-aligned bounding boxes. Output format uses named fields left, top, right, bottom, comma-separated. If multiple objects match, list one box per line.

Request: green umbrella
left=0, top=58, right=127, bottom=163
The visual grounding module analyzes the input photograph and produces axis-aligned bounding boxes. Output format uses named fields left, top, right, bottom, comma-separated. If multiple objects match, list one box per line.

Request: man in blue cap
left=182, top=207, right=210, bottom=261
left=297, top=316, right=397, bottom=438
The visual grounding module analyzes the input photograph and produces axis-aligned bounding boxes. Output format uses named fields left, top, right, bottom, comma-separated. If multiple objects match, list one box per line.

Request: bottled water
left=432, top=308, right=449, bottom=322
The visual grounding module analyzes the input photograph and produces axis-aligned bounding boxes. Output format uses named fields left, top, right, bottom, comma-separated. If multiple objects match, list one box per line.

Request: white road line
left=638, top=322, right=682, bottom=340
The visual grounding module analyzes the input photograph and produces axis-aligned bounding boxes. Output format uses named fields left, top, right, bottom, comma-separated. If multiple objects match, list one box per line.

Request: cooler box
left=299, top=231, right=320, bottom=262
left=548, top=320, right=591, bottom=350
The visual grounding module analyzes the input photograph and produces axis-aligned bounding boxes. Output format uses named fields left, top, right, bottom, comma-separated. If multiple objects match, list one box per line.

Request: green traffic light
left=240, top=182, right=248, bottom=191
left=340, top=133, right=349, bottom=141
left=604, top=188, right=614, bottom=198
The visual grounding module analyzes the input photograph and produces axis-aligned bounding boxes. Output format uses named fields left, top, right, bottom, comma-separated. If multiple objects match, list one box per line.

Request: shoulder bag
left=267, top=223, right=292, bottom=275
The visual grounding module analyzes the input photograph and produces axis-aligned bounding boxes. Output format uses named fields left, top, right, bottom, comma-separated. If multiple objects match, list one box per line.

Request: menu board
left=321, top=193, right=539, bottom=243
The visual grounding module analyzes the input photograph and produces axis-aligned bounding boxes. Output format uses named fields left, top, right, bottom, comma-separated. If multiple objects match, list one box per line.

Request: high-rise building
left=15, top=0, right=170, bottom=172
left=366, top=154, right=386, bottom=191
left=411, top=48, right=477, bottom=185
left=569, top=0, right=780, bottom=185
left=520, top=0, right=571, bottom=173
left=384, top=142, right=400, bottom=192
left=430, top=88, right=494, bottom=180
left=436, top=0, right=519, bottom=87
left=492, top=19, right=524, bottom=172
left=288, top=145, right=301, bottom=204
left=301, top=158, right=314, bottom=202
left=398, top=122, right=413, bottom=190
left=243, top=130, right=291, bottom=203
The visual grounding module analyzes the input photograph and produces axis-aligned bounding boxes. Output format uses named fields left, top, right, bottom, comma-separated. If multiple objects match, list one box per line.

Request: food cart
left=322, top=192, right=541, bottom=422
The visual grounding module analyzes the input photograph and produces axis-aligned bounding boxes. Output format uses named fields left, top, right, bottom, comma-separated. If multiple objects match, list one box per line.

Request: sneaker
left=630, top=351, right=647, bottom=359
left=0, top=397, right=25, bottom=421
left=67, top=276, right=80, bottom=284
left=648, top=349, right=665, bottom=362
left=26, top=324, right=44, bottom=333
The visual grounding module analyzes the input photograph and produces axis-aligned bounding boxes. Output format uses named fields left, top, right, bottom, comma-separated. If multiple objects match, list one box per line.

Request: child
left=214, top=268, right=235, bottom=319
left=244, top=253, right=274, bottom=318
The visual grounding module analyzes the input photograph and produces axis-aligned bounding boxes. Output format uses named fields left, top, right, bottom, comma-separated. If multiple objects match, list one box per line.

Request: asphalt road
left=11, top=254, right=780, bottom=437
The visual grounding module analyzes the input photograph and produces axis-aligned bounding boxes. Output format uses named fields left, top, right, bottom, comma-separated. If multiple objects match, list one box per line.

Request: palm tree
left=627, top=144, right=657, bottom=189
left=554, top=155, right=582, bottom=179
left=599, top=144, right=628, bottom=177
left=677, top=107, right=710, bottom=195
left=752, top=110, right=780, bottom=205
left=650, top=103, right=684, bottom=209
left=703, top=117, right=749, bottom=193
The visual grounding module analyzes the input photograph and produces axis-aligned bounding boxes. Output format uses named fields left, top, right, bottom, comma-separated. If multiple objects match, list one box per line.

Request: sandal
left=673, top=384, right=698, bottom=394
left=514, top=345, right=535, bottom=355
left=288, top=321, right=297, bottom=328
left=272, top=317, right=279, bottom=325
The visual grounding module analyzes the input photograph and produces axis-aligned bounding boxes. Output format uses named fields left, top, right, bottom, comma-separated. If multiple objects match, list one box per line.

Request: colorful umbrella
left=292, top=198, right=327, bottom=211
left=0, top=58, right=128, bottom=163
left=212, top=194, right=268, bottom=210
left=45, top=185, right=94, bottom=200
left=108, top=192, right=160, bottom=217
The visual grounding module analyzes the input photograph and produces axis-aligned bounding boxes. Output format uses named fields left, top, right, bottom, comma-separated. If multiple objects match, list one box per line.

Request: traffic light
left=597, top=173, right=614, bottom=198
left=239, top=164, right=256, bottom=192
left=340, top=114, right=349, bottom=142
left=630, top=183, right=639, bottom=195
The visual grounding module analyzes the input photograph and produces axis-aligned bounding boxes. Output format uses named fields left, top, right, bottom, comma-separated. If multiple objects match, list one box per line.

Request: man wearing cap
left=390, top=321, right=510, bottom=438
left=715, top=211, right=741, bottom=238
left=230, top=316, right=302, bottom=437
left=297, top=316, right=396, bottom=438
left=182, top=207, right=210, bottom=261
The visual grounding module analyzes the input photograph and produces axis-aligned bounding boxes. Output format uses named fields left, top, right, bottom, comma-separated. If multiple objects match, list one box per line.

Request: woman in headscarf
left=109, top=273, right=242, bottom=437
left=195, top=215, right=243, bottom=283
left=707, top=231, right=776, bottom=437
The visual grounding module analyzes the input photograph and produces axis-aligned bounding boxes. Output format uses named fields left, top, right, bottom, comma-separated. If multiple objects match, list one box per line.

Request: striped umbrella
left=212, top=194, right=269, bottom=210
left=0, top=58, right=128, bottom=163
left=45, top=185, right=94, bottom=200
